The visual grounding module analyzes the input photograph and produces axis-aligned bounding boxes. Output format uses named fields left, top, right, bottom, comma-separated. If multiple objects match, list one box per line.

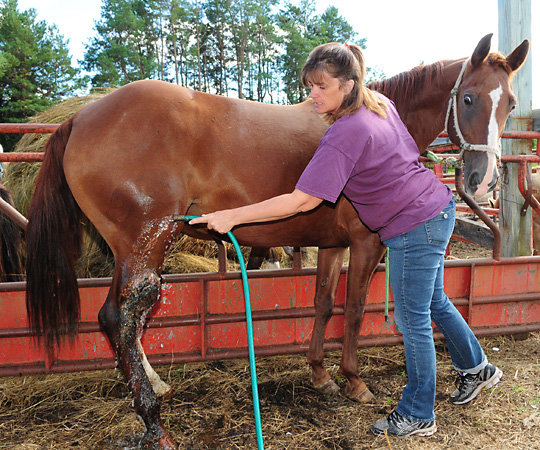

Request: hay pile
left=2, top=92, right=313, bottom=278
left=1, top=333, right=539, bottom=449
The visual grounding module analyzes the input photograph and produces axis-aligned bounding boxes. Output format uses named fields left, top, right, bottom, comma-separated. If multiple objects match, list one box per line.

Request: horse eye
left=463, top=95, right=473, bottom=106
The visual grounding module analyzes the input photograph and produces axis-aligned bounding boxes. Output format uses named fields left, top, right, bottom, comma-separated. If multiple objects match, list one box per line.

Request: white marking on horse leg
left=137, top=339, right=172, bottom=398
left=475, top=84, right=503, bottom=197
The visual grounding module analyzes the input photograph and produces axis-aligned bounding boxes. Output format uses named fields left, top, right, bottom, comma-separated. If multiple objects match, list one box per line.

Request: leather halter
left=444, top=58, right=502, bottom=160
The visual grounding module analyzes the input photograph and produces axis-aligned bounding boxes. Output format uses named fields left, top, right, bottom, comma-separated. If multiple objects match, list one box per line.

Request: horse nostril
left=488, top=174, right=499, bottom=191
left=468, top=172, right=480, bottom=192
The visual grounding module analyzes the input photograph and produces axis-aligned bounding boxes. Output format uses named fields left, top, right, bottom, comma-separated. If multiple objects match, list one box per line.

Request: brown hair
left=301, top=42, right=387, bottom=124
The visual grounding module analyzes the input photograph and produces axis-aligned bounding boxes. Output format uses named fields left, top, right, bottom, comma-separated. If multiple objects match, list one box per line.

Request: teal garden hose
left=385, top=248, right=390, bottom=322
left=172, top=215, right=264, bottom=450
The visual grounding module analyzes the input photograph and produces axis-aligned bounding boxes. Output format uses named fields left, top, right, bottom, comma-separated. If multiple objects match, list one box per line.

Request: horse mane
left=368, top=52, right=517, bottom=105
left=488, top=51, right=516, bottom=77
left=367, top=60, right=448, bottom=107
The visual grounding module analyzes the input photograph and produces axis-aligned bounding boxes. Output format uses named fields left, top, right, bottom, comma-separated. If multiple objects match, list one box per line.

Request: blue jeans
left=383, top=198, right=486, bottom=422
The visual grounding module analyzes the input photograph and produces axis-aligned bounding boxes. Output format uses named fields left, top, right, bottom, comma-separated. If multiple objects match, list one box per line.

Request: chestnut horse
left=0, top=184, right=24, bottom=282
left=25, top=34, right=528, bottom=448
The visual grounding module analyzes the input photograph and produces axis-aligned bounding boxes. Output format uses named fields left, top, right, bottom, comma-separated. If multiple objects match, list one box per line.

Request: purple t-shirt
left=296, top=94, right=452, bottom=242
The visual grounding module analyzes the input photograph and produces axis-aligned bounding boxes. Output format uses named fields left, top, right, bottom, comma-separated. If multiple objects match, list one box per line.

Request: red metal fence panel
left=2, top=256, right=540, bottom=377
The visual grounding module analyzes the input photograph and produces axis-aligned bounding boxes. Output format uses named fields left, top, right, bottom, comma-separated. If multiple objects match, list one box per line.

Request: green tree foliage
left=82, top=0, right=367, bottom=104
left=251, top=1, right=281, bottom=102
left=278, top=1, right=364, bottom=104
left=204, top=0, right=232, bottom=95
left=277, top=0, right=319, bottom=104
left=0, top=0, right=84, bottom=150
left=316, top=6, right=355, bottom=43
left=82, top=0, right=161, bottom=86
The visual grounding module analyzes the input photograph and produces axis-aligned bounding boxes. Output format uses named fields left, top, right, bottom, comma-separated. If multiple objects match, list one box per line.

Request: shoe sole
left=371, top=423, right=437, bottom=437
left=451, top=367, right=503, bottom=405
left=408, top=423, right=437, bottom=437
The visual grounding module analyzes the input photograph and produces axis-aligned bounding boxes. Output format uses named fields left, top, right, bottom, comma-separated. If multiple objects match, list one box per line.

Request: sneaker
left=449, top=363, right=503, bottom=405
left=371, top=410, right=437, bottom=437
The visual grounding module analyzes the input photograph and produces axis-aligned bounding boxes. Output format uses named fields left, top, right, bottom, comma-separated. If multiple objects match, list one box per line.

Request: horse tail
left=26, top=117, right=82, bottom=345
left=0, top=185, right=24, bottom=281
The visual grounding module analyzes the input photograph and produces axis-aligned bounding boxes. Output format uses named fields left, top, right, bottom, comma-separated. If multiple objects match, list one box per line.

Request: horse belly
left=182, top=197, right=356, bottom=249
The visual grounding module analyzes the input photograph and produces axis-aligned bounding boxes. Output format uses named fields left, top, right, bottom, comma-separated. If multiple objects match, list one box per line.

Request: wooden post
left=498, top=0, right=533, bottom=256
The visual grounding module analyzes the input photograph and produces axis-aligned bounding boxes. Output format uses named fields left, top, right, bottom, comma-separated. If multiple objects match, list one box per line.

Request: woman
left=190, top=42, right=502, bottom=437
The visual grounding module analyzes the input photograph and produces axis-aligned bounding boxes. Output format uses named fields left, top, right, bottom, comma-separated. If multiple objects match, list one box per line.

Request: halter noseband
left=444, top=58, right=502, bottom=160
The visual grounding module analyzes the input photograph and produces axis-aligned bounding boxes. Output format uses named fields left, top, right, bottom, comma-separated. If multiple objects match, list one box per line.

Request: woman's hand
left=189, top=209, right=237, bottom=234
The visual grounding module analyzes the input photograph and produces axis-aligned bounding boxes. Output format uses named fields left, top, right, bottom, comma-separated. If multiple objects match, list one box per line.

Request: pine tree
left=82, top=0, right=160, bottom=86
left=277, top=0, right=317, bottom=105
left=0, top=0, right=83, bottom=150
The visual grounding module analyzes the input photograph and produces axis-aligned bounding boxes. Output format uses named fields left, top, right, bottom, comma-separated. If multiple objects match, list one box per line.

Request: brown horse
left=25, top=34, right=528, bottom=449
left=0, top=183, right=24, bottom=282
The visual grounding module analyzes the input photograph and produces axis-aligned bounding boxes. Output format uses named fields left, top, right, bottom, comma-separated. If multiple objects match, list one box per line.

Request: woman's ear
left=344, top=79, right=354, bottom=94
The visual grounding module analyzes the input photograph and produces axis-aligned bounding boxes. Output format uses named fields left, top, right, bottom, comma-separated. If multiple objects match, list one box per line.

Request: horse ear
left=506, top=39, right=530, bottom=73
left=471, top=33, right=493, bottom=67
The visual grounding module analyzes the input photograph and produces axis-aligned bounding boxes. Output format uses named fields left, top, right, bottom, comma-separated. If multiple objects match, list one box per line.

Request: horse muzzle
left=462, top=151, right=499, bottom=198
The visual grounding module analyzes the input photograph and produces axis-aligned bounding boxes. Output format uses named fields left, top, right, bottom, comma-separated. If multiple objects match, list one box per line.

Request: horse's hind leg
left=98, top=215, right=182, bottom=449
left=99, top=266, right=177, bottom=449
left=307, top=246, right=347, bottom=395
left=340, top=236, right=385, bottom=403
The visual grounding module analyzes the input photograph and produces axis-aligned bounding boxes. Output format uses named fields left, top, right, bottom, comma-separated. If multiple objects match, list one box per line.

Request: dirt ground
left=1, top=330, right=539, bottom=450
left=448, top=239, right=493, bottom=259
left=1, top=239, right=535, bottom=450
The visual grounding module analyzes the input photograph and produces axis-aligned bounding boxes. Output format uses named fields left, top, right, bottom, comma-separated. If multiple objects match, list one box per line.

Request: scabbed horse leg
left=307, top=246, right=347, bottom=395
left=340, top=235, right=386, bottom=402
left=99, top=265, right=177, bottom=450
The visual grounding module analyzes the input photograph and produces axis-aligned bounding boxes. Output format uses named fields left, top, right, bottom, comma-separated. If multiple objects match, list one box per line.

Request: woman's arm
left=188, top=189, right=323, bottom=234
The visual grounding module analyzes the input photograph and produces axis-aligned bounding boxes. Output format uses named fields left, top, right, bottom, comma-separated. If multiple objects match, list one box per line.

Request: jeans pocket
left=425, top=203, right=455, bottom=246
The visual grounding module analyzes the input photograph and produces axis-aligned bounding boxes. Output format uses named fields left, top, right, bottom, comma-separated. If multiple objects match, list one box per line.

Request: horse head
left=446, top=33, right=529, bottom=198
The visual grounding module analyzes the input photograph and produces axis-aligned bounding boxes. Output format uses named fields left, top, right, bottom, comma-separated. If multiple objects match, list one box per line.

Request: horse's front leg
left=341, top=236, right=386, bottom=402
left=307, top=246, right=347, bottom=395
left=99, top=268, right=177, bottom=450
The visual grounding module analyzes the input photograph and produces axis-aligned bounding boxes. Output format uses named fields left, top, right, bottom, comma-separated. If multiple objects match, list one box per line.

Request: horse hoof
left=312, top=374, right=340, bottom=396
left=159, top=387, right=174, bottom=401
left=344, top=382, right=375, bottom=403
left=139, top=432, right=178, bottom=450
